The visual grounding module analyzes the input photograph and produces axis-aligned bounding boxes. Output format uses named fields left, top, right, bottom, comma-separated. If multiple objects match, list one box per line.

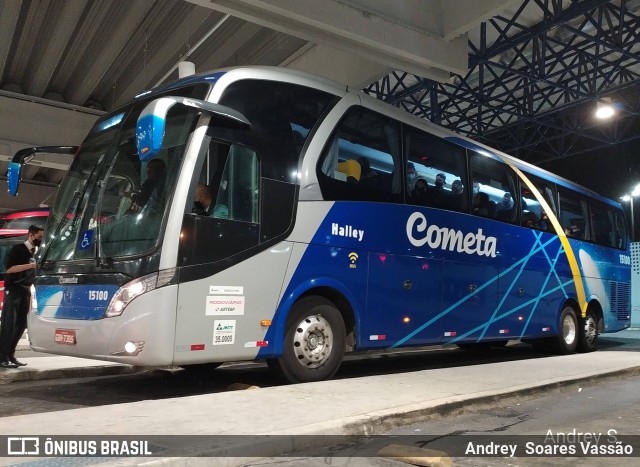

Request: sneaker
left=0, top=360, right=18, bottom=369
left=9, top=357, right=26, bottom=367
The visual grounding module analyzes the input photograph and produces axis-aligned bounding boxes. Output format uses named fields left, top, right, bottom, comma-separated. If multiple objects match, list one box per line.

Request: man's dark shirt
left=4, top=243, right=33, bottom=291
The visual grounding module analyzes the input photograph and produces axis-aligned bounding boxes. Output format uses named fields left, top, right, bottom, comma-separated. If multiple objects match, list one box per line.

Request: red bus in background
left=0, top=208, right=50, bottom=307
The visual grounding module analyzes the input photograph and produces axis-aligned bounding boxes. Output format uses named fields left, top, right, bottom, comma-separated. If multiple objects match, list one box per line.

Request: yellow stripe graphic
left=505, top=164, right=588, bottom=318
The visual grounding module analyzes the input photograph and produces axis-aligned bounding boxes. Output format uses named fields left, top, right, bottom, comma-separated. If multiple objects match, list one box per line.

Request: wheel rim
left=292, top=314, right=333, bottom=369
left=583, top=316, right=597, bottom=345
left=562, top=312, right=577, bottom=345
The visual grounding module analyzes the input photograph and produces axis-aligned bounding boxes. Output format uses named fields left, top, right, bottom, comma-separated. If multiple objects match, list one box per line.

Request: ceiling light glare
left=595, top=98, right=615, bottom=119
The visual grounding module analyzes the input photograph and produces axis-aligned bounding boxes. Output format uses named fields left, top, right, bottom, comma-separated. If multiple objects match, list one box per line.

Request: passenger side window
left=469, top=152, right=517, bottom=222
left=520, top=174, right=557, bottom=232
left=178, top=139, right=260, bottom=266
left=318, top=107, right=402, bottom=203
left=613, top=208, right=628, bottom=248
left=558, top=188, right=590, bottom=240
left=404, top=127, right=468, bottom=212
left=192, top=141, right=259, bottom=222
left=590, top=200, right=627, bottom=248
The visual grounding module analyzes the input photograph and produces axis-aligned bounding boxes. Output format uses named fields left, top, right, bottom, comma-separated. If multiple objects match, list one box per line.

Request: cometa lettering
left=406, top=212, right=497, bottom=258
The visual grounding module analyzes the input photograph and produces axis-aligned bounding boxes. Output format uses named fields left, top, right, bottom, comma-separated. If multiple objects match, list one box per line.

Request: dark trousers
left=0, top=287, right=30, bottom=359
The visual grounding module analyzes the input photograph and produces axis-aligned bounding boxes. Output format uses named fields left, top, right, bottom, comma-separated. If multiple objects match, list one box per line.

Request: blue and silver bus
left=13, top=67, right=630, bottom=383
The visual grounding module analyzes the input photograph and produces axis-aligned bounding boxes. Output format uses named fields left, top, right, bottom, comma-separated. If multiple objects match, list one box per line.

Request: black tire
left=576, top=309, right=599, bottom=353
left=267, top=296, right=346, bottom=384
left=549, top=305, right=578, bottom=354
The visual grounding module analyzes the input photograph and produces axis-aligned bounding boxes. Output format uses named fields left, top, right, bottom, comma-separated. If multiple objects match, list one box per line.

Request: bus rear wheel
left=268, top=296, right=346, bottom=384
left=549, top=305, right=578, bottom=354
left=576, top=309, right=599, bottom=353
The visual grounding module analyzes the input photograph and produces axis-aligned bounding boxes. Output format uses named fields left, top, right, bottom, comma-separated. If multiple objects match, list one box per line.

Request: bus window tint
left=213, top=145, right=259, bottom=223
left=318, top=107, right=402, bottom=203
left=590, top=200, right=624, bottom=248
left=469, top=152, right=517, bottom=222
left=404, top=127, right=467, bottom=212
left=179, top=140, right=260, bottom=266
left=519, top=174, right=557, bottom=232
left=558, top=188, right=590, bottom=240
left=613, top=208, right=628, bottom=248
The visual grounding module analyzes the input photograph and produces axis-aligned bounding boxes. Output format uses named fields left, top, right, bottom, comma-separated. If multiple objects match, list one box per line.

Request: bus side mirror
left=136, top=96, right=251, bottom=161
left=7, top=146, right=78, bottom=196
left=7, top=162, right=21, bottom=196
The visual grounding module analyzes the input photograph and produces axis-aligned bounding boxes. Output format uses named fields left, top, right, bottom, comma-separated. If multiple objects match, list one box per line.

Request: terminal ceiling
left=1, top=0, right=639, bottom=207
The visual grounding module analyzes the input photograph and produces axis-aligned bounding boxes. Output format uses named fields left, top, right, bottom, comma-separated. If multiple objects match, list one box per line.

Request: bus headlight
left=104, top=268, right=176, bottom=318
left=104, top=273, right=158, bottom=318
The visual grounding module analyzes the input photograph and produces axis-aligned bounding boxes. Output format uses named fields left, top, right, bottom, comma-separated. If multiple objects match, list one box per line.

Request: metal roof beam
left=187, top=0, right=474, bottom=83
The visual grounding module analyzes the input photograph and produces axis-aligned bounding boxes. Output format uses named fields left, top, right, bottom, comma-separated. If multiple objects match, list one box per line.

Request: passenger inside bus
left=336, top=160, right=361, bottom=184
left=565, top=223, right=584, bottom=238
left=406, top=162, right=417, bottom=192
left=472, top=191, right=496, bottom=218
left=430, top=172, right=449, bottom=208
left=450, top=179, right=464, bottom=211
left=522, top=210, right=540, bottom=228
left=539, top=210, right=552, bottom=231
left=124, top=158, right=166, bottom=212
left=496, top=193, right=515, bottom=221
left=192, top=183, right=214, bottom=216
left=357, top=157, right=378, bottom=186
left=410, top=178, right=430, bottom=205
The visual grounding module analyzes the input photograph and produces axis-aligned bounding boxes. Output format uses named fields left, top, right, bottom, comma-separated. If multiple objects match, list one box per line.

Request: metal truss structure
left=364, top=0, right=640, bottom=166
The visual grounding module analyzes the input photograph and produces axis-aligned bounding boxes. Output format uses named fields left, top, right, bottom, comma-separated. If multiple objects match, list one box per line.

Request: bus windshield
left=43, top=85, right=208, bottom=263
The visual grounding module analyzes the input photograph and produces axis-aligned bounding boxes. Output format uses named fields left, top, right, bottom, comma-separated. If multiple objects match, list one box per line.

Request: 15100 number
left=88, top=290, right=109, bottom=300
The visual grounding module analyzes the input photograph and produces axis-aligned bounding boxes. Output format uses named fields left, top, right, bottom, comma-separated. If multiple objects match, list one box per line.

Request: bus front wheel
left=268, top=296, right=346, bottom=384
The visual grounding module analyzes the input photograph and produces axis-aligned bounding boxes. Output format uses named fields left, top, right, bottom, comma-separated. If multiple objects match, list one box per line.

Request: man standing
left=0, top=224, right=43, bottom=368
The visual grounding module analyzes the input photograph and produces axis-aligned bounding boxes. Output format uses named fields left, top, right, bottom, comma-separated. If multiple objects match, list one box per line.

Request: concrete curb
left=0, top=364, right=143, bottom=384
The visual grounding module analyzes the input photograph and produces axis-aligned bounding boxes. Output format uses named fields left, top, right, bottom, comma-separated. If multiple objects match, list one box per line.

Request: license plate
left=54, top=329, right=76, bottom=345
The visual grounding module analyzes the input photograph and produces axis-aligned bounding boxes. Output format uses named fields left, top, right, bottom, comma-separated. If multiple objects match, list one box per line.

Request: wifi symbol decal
left=348, top=252, right=358, bottom=269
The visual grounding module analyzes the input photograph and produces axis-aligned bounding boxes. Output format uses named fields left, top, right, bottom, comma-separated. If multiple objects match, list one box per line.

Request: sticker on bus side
left=209, top=285, right=244, bottom=295
left=213, top=320, right=236, bottom=345
left=206, top=296, right=245, bottom=315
